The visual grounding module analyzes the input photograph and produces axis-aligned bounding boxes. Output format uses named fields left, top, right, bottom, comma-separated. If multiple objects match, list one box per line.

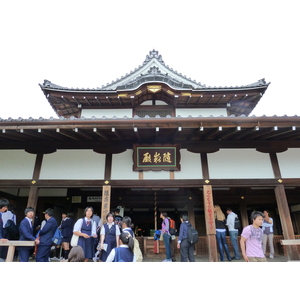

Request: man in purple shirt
left=240, top=211, right=266, bottom=262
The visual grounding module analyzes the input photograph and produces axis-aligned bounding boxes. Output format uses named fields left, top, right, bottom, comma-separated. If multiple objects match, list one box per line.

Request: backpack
left=168, top=218, right=176, bottom=235
left=52, top=228, right=62, bottom=245
left=164, top=218, right=176, bottom=235
left=133, top=238, right=143, bottom=262
left=187, top=222, right=199, bottom=244
left=234, top=216, right=241, bottom=230
left=5, top=218, right=19, bottom=239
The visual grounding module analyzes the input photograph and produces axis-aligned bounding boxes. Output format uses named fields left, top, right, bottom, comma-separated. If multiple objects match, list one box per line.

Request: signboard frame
left=133, top=144, right=181, bottom=171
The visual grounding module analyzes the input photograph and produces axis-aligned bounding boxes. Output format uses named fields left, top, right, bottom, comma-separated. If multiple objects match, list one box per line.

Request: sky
left=1, top=0, right=299, bottom=119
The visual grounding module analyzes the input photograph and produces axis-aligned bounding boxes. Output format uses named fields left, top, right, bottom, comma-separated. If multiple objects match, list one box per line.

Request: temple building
left=1, top=50, right=300, bottom=260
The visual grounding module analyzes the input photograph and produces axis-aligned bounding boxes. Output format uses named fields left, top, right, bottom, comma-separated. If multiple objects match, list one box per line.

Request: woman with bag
left=73, top=207, right=97, bottom=262
left=214, top=205, right=232, bottom=262
left=99, top=212, right=120, bottom=262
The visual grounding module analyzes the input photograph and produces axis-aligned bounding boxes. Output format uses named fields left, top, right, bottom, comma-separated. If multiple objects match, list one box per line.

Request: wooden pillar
left=100, top=153, right=113, bottom=223
left=27, top=153, right=43, bottom=210
left=270, top=152, right=299, bottom=260
left=275, top=185, right=300, bottom=260
left=187, top=198, right=196, bottom=255
left=101, top=184, right=111, bottom=224
left=239, top=198, right=249, bottom=228
left=187, top=199, right=195, bottom=229
left=203, top=185, right=218, bottom=262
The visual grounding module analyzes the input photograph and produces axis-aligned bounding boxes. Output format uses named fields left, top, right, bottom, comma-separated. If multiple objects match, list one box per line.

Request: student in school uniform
left=121, top=216, right=135, bottom=237
left=106, top=231, right=135, bottom=262
left=0, top=198, right=10, bottom=259
left=59, top=212, right=74, bottom=260
left=35, top=208, right=58, bottom=262
left=18, top=207, right=40, bottom=262
left=99, top=212, right=120, bottom=262
left=73, top=207, right=97, bottom=262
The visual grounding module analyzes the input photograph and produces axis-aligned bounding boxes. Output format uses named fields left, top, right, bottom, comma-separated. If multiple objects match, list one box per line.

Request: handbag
left=71, top=218, right=85, bottom=247
left=70, top=234, right=79, bottom=247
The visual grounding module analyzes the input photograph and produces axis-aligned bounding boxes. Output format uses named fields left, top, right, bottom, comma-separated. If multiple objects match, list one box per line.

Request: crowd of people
left=1, top=196, right=276, bottom=262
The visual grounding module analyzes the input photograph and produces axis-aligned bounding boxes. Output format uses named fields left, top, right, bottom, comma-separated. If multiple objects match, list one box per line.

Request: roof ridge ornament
left=148, top=66, right=161, bottom=74
left=144, top=49, right=165, bottom=64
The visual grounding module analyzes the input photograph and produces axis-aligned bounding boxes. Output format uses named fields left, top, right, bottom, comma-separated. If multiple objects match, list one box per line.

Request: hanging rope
left=154, top=191, right=157, bottom=231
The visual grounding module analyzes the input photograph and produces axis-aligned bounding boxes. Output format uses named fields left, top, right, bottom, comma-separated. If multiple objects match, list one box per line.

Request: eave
left=0, top=115, right=299, bottom=154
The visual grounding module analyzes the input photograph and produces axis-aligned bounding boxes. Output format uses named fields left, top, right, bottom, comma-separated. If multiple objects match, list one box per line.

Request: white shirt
left=25, top=217, right=33, bottom=228
left=73, top=217, right=96, bottom=235
left=106, top=245, right=136, bottom=262
left=2, top=211, right=16, bottom=227
left=100, top=222, right=121, bottom=236
left=226, top=212, right=238, bottom=232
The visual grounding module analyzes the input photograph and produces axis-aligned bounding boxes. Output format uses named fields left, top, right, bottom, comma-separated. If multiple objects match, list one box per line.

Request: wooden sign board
left=133, top=144, right=181, bottom=171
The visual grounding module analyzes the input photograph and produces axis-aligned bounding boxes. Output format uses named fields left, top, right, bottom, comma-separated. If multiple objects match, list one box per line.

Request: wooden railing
left=138, top=235, right=300, bottom=258
left=0, top=241, right=35, bottom=262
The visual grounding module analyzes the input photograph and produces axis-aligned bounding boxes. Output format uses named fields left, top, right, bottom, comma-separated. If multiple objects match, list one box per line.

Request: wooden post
left=275, top=185, right=300, bottom=260
left=187, top=199, right=196, bottom=255
left=203, top=185, right=218, bottom=262
left=27, top=186, right=39, bottom=210
left=101, top=185, right=111, bottom=224
left=270, top=153, right=299, bottom=260
left=27, top=153, right=43, bottom=210
left=239, top=198, right=249, bottom=229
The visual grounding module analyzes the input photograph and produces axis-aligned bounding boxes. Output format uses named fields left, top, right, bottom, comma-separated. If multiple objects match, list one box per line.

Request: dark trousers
left=18, top=247, right=33, bottom=262
left=180, top=239, right=195, bottom=262
left=36, top=245, right=51, bottom=262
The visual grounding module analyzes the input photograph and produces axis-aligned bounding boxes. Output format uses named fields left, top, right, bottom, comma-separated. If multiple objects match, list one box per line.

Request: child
left=67, top=245, right=85, bottom=262
left=106, top=231, right=135, bottom=262
left=240, top=211, right=267, bottom=262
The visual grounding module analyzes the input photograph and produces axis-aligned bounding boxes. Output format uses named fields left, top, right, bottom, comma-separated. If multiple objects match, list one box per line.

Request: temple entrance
left=2, top=186, right=300, bottom=236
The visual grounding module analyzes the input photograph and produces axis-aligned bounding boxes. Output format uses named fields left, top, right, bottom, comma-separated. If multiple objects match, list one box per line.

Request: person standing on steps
left=226, top=208, right=241, bottom=260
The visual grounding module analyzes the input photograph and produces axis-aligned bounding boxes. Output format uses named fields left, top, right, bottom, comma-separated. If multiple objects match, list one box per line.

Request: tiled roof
left=40, top=50, right=270, bottom=92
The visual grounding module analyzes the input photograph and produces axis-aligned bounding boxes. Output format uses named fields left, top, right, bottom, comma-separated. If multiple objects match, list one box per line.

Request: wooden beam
left=104, top=153, right=112, bottom=180
left=270, top=153, right=282, bottom=178
left=280, top=239, right=300, bottom=246
left=27, top=153, right=43, bottom=210
left=133, top=127, right=141, bottom=142
left=274, top=185, right=300, bottom=260
left=93, top=128, right=109, bottom=140
left=200, top=153, right=209, bottom=179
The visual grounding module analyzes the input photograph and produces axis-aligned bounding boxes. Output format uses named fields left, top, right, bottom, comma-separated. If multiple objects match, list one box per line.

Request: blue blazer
left=60, top=218, right=74, bottom=240
left=0, top=212, right=3, bottom=239
left=19, top=218, right=35, bottom=241
left=39, top=217, right=57, bottom=245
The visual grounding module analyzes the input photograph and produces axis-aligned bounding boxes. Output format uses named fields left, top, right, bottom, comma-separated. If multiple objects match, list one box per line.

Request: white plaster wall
left=143, top=170, right=171, bottom=180
left=111, top=150, right=138, bottom=180
left=176, top=108, right=227, bottom=117
left=208, top=149, right=274, bottom=179
left=174, top=149, right=202, bottom=179
left=277, top=149, right=300, bottom=178
left=40, top=150, right=105, bottom=180
left=81, top=109, right=132, bottom=118
left=0, top=150, right=36, bottom=179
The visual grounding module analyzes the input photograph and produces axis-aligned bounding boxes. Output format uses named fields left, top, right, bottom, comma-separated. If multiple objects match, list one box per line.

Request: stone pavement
left=0, top=253, right=292, bottom=262
left=142, top=254, right=289, bottom=262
